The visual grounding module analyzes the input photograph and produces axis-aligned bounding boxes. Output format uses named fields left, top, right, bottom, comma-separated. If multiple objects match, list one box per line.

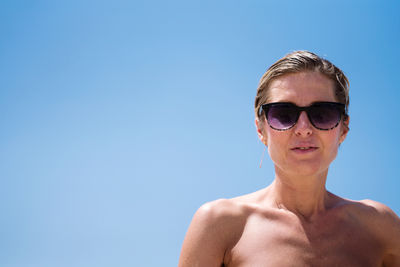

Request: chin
left=294, top=167, right=327, bottom=177
left=276, top=160, right=328, bottom=177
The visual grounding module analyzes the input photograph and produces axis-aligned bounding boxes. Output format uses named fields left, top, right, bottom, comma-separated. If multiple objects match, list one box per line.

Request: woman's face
left=256, top=71, right=349, bottom=177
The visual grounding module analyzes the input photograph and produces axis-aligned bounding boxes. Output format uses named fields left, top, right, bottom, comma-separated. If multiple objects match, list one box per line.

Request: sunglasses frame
left=259, top=102, right=347, bottom=131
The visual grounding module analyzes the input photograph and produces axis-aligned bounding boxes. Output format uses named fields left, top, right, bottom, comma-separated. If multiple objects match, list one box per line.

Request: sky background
left=1, top=0, right=399, bottom=266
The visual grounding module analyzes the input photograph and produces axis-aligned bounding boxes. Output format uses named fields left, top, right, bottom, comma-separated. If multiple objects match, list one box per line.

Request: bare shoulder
left=178, top=198, right=253, bottom=267
left=359, top=199, right=400, bottom=239
left=339, top=198, right=400, bottom=230
left=190, top=197, right=257, bottom=241
left=346, top=199, right=400, bottom=266
left=360, top=199, right=399, bottom=216
left=350, top=199, right=400, bottom=226
left=196, top=198, right=250, bottom=221
left=195, top=188, right=268, bottom=223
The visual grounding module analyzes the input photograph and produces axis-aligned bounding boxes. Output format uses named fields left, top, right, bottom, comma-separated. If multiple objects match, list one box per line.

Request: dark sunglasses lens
left=267, top=104, right=298, bottom=130
left=308, top=104, right=341, bottom=129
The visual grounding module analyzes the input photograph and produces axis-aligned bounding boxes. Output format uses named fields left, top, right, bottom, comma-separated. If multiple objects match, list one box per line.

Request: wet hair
left=255, top=50, right=349, bottom=121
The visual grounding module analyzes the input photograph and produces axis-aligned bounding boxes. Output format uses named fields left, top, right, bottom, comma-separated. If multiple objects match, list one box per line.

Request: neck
left=268, top=168, right=330, bottom=221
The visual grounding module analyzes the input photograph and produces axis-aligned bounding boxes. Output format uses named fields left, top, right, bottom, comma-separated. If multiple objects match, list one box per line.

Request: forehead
left=268, top=71, right=337, bottom=105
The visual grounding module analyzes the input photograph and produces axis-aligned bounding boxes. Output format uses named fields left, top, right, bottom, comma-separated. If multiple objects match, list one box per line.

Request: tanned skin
left=178, top=72, right=400, bottom=267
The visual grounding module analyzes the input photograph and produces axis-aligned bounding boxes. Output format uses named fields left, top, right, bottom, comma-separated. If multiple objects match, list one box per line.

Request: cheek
left=331, top=128, right=343, bottom=145
left=322, top=131, right=342, bottom=157
left=266, top=131, right=289, bottom=160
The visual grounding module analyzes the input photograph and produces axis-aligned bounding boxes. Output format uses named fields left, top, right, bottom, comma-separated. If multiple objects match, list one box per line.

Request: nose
left=294, top=111, right=313, bottom=136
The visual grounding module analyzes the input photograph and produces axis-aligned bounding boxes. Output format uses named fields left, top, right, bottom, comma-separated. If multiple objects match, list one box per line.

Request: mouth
left=291, top=147, right=318, bottom=153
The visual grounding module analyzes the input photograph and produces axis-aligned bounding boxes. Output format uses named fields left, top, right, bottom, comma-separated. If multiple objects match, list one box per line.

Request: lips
left=290, top=146, right=318, bottom=153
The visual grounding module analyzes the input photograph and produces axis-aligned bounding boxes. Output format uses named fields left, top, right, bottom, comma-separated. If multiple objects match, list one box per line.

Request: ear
left=255, top=118, right=268, bottom=146
left=339, top=115, right=350, bottom=144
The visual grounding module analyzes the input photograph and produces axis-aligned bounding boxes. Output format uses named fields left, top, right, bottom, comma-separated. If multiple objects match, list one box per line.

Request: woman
left=179, top=51, right=400, bottom=266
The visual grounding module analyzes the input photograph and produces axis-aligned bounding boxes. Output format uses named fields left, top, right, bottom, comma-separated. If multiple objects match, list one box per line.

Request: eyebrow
left=265, top=100, right=332, bottom=106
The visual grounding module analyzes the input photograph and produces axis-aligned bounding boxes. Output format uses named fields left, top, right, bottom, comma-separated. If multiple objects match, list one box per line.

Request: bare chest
left=225, top=213, right=384, bottom=267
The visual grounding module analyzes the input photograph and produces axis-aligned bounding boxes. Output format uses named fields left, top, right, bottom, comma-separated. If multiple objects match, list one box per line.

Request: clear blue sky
left=1, top=1, right=399, bottom=266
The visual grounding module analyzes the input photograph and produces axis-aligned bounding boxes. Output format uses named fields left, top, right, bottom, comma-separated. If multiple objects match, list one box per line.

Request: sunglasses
left=259, top=102, right=347, bottom=131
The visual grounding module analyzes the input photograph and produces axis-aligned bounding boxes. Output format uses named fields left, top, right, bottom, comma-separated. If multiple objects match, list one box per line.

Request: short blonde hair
left=255, top=51, right=349, bottom=120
